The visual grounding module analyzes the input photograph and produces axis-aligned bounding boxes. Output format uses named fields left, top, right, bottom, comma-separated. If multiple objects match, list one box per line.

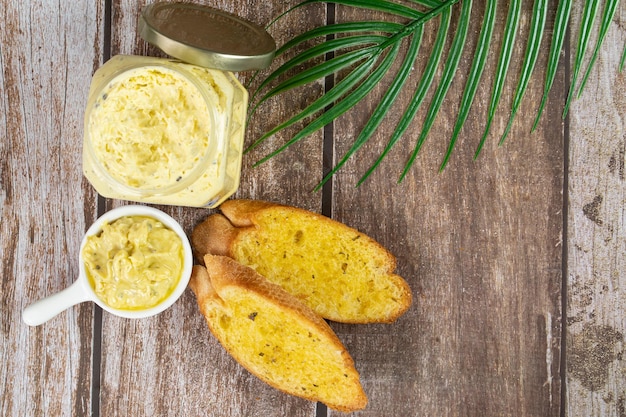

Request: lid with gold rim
left=139, top=2, right=276, bottom=72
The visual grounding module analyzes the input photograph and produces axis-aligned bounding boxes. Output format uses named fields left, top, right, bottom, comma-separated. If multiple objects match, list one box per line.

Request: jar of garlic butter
left=82, top=2, right=275, bottom=207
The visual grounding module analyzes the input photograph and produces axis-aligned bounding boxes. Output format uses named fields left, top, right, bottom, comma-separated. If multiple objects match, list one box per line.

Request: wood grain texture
left=566, top=3, right=626, bottom=416
left=0, top=1, right=103, bottom=416
left=3, top=0, right=625, bottom=416
left=329, top=2, right=564, bottom=415
left=236, top=1, right=327, bottom=211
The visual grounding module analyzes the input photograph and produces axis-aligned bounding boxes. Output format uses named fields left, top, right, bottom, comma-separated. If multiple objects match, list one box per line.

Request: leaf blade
left=475, top=0, right=522, bottom=158
left=562, top=0, right=601, bottom=118
left=532, top=0, right=572, bottom=131
left=255, top=45, right=401, bottom=167
left=249, top=35, right=387, bottom=107
left=400, top=0, right=473, bottom=181
left=500, top=0, right=549, bottom=145
left=320, top=28, right=424, bottom=189
left=247, top=53, right=378, bottom=152
left=275, top=21, right=405, bottom=57
left=576, top=0, right=620, bottom=97
left=282, top=0, right=424, bottom=20
left=441, top=0, right=498, bottom=170
left=250, top=47, right=376, bottom=120
left=361, top=7, right=453, bottom=185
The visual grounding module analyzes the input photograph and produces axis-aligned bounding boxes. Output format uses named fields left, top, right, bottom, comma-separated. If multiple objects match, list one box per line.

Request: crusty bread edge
left=218, top=199, right=278, bottom=227
left=372, top=273, right=413, bottom=324
left=220, top=199, right=413, bottom=323
left=191, top=213, right=240, bottom=264
left=206, top=255, right=334, bottom=333
left=220, top=199, right=400, bottom=272
left=189, top=256, right=368, bottom=412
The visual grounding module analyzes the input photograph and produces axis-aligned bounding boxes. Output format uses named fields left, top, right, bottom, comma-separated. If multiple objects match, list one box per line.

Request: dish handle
left=22, top=280, right=93, bottom=326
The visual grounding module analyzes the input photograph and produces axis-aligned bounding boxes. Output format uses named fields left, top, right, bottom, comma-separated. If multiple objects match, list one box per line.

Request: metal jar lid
left=139, top=2, right=276, bottom=72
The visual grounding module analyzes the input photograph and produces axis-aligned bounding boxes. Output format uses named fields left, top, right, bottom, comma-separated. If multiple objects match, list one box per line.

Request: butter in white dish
left=82, top=215, right=184, bottom=310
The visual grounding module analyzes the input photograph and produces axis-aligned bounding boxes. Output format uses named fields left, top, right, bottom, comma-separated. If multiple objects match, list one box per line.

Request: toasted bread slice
left=192, top=199, right=412, bottom=323
left=189, top=255, right=367, bottom=412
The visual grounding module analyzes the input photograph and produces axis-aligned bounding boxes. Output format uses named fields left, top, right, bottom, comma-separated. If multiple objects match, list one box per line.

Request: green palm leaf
left=533, top=0, right=572, bottom=132
left=475, top=0, right=522, bottom=158
left=316, top=26, right=425, bottom=190
left=249, top=0, right=459, bottom=172
left=250, top=0, right=624, bottom=187
left=576, top=0, right=620, bottom=97
left=441, top=0, right=498, bottom=170
left=360, top=7, right=452, bottom=186
left=563, top=0, right=600, bottom=118
left=499, top=0, right=548, bottom=145
left=400, top=0, right=472, bottom=181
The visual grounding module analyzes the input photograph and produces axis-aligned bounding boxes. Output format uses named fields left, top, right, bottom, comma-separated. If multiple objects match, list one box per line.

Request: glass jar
left=81, top=2, right=275, bottom=208
left=83, top=55, right=247, bottom=207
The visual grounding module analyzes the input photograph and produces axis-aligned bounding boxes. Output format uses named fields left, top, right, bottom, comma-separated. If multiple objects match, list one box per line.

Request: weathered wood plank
left=329, top=3, right=564, bottom=415
left=0, top=1, right=104, bottom=416
left=5, top=1, right=623, bottom=416
left=97, top=1, right=325, bottom=416
left=566, top=3, right=626, bottom=416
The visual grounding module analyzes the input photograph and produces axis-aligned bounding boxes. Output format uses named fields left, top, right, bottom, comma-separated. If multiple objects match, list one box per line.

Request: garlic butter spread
left=87, top=66, right=213, bottom=190
left=82, top=216, right=184, bottom=310
left=83, top=55, right=247, bottom=207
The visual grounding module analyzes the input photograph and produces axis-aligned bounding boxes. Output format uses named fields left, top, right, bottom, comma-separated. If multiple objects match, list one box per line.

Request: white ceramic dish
left=22, top=205, right=193, bottom=326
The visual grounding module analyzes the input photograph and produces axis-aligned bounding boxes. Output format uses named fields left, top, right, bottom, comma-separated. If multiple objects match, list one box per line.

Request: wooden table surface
left=2, top=1, right=625, bottom=416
